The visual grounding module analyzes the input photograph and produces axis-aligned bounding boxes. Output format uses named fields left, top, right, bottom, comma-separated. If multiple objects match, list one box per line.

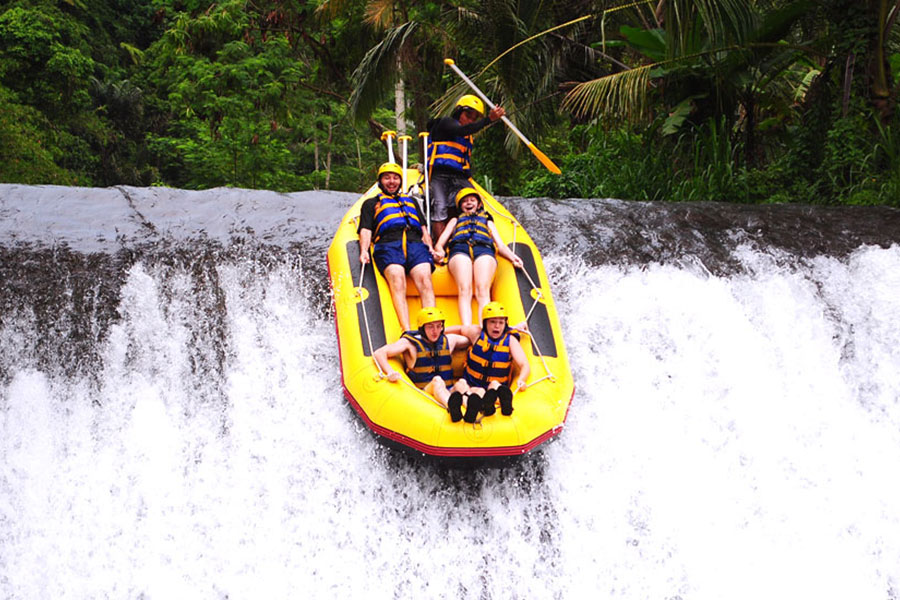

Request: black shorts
left=429, top=172, right=469, bottom=222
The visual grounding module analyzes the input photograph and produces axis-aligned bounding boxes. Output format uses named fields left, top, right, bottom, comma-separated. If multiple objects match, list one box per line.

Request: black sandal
left=481, top=388, right=498, bottom=417
left=498, top=385, right=514, bottom=416
left=463, top=393, right=483, bottom=423
left=448, top=392, right=463, bottom=423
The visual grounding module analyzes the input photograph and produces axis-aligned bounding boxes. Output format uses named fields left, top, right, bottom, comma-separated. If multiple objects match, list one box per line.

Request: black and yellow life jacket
left=464, top=329, right=519, bottom=388
left=449, top=210, right=494, bottom=253
left=373, top=192, right=423, bottom=243
left=428, top=135, right=473, bottom=175
left=401, top=330, right=454, bottom=388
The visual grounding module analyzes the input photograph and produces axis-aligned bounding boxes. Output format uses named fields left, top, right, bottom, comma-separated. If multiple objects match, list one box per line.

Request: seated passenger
left=433, top=187, right=523, bottom=325
left=446, top=301, right=530, bottom=423
left=373, top=307, right=474, bottom=419
left=358, top=162, right=437, bottom=331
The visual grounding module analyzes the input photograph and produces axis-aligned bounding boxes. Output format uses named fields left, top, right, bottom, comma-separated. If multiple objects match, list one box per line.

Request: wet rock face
left=0, top=185, right=349, bottom=380
left=504, top=198, right=900, bottom=275
left=0, top=245, right=127, bottom=381
left=2, top=184, right=899, bottom=379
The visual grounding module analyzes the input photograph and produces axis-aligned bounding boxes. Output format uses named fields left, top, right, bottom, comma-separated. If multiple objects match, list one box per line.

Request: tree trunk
left=395, top=56, right=407, bottom=134
left=325, top=122, right=333, bottom=190
left=870, top=0, right=895, bottom=120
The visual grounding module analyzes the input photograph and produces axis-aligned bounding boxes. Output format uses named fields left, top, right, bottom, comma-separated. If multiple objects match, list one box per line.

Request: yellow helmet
left=377, top=162, right=403, bottom=178
left=416, top=306, right=446, bottom=329
left=455, top=187, right=482, bottom=208
left=455, top=94, right=484, bottom=116
left=482, top=302, right=508, bottom=321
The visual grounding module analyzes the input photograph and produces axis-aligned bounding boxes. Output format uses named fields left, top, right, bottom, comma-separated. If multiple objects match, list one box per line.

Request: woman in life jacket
left=372, top=307, right=473, bottom=418
left=446, top=302, right=530, bottom=423
left=433, top=187, right=524, bottom=326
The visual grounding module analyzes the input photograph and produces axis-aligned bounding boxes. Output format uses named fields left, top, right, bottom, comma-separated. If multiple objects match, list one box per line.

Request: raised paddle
left=444, top=58, right=561, bottom=175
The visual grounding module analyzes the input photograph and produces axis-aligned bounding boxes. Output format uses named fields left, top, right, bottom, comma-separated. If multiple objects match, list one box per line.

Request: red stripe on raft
left=341, top=383, right=573, bottom=458
left=329, top=256, right=574, bottom=458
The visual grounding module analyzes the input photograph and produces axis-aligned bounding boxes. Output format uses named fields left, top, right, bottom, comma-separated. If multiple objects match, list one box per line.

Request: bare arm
left=358, top=229, right=372, bottom=264
left=487, top=220, right=523, bottom=268
left=445, top=324, right=482, bottom=344
left=433, top=217, right=458, bottom=261
left=446, top=332, right=471, bottom=352
left=420, top=226, right=434, bottom=251
left=509, top=336, right=530, bottom=390
left=373, top=338, right=415, bottom=382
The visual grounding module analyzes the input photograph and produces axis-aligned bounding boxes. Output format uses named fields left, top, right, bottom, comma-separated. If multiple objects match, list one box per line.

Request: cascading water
left=2, top=184, right=899, bottom=599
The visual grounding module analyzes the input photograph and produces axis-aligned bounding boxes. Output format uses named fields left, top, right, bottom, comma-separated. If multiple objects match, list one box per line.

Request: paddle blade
left=527, top=142, right=562, bottom=175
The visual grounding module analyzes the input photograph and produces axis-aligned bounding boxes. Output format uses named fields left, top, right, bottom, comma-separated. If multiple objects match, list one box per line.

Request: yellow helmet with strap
left=482, top=301, right=508, bottom=321
left=455, top=187, right=482, bottom=208
left=416, top=306, right=446, bottom=329
left=377, top=162, right=403, bottom=178
left=455, top=94, right=484, bottom=116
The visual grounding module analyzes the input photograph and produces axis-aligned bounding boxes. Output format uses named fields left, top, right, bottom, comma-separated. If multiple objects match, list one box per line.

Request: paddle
left=418, top=131, right=431, bottom=233
left=444, top=58, right=561, bottom=175
left=398, top=134, right=411, bottom=192
left=380, top=130, right=396, bottom=164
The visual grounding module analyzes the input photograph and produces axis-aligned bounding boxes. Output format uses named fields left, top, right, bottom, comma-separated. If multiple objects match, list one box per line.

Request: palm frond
left=561, top=65, right=653, bottom=122
left=663, top=0, right=756, bottom=55
left=365, top=0, right=397, bottom=30
left=315, top=0, right=351, bottom=19
left=348, top=21, right=419, bottom=121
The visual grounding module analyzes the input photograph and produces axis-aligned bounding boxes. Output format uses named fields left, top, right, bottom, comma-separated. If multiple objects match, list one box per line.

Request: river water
left=2, top=184, right=900, bottom=599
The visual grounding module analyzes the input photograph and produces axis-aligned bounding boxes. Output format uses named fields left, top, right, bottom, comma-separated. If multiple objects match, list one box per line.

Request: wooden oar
left=444, top=58, right=561, bottom=175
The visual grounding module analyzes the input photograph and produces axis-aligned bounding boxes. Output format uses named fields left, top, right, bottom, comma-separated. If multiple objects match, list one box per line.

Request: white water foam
left=544, top=244, right=900, bottom=599
left=2, top=245, right=900, bottom=598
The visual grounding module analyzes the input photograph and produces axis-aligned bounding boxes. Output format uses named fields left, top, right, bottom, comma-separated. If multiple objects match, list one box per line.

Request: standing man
left=427, top=95, right=505, bottom=240
left=358, top=162, right=437, bottom=331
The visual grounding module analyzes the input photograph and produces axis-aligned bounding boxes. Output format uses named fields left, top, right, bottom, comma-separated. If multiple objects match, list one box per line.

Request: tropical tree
left=140, top=0, right=385, bottom=190
left=562, top=0, right=816, bottom=161
left=329, top=0, right=450, bottom=135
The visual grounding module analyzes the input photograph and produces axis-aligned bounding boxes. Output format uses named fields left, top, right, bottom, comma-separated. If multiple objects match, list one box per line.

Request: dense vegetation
left=1, top=0, right=899, bottom=205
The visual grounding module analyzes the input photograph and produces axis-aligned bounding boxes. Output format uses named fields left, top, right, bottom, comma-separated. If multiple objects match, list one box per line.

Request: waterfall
left=2, top=185, right=899, bottom=599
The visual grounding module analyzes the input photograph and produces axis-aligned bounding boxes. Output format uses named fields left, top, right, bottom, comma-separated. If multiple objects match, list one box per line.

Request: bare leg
left=382, top=264, right=410, bottom=330
left=426, top=378, right=450, bottom=407
left=448, top=254, right=474, bottom=325
left=472, top=255, right=497, bottom=322
left=409, top=262, right=435, bottom=307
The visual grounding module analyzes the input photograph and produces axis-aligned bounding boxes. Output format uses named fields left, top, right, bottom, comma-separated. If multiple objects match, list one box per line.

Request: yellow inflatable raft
left=327, top=170, right=574, bottom=458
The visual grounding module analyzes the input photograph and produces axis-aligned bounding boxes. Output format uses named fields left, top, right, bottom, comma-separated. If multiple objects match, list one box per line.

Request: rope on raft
left=358, top=187, right=555, bottom=400
left=480, top=192, right=557, bottom=388
left=358, top=251, right=447, bottom=410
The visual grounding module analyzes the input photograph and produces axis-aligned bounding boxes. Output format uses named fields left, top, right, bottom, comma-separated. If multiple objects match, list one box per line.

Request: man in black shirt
left=358, top=162, right=436, bottom=331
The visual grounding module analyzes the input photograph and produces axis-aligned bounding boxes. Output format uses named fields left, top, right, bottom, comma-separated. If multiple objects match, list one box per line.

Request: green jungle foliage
left=1, top=0, right=898, bottom=206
